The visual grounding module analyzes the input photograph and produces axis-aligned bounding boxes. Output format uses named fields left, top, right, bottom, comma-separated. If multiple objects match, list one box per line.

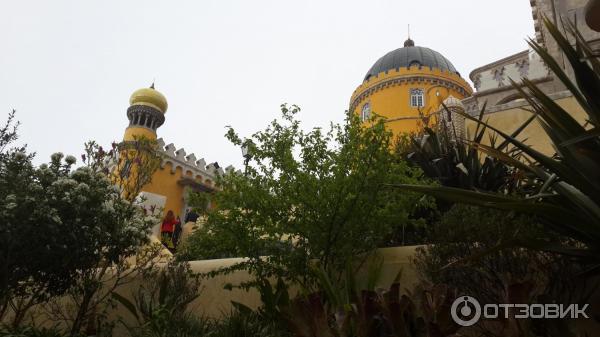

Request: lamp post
left=241, top=139, right=253, bottom=175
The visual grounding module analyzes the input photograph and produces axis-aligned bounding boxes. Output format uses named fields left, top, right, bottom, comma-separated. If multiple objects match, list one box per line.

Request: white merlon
left=195, top=158, right=207, bottom=169
left=186, top=153, right=197, bottom=164
left=164, top=143, right=176, bottom=157
left=175, top=148, right=187, bottom=161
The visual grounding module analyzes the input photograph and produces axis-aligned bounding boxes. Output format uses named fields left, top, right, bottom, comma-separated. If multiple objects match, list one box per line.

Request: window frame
left=360, top=102, right=371, bottom=122
left=410, top=88, right=425, bottom=108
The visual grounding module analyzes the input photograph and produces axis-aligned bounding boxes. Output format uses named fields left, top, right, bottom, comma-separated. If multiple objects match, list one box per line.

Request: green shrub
left=415, top=204, right=586, bottom=336
left=179, top=105, right=431, bottom=289
left=112, top=261, right=203, bottom=337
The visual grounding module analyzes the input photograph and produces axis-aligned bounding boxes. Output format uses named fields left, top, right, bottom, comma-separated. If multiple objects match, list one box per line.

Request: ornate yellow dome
left=129, top=85, right=168, bottom=113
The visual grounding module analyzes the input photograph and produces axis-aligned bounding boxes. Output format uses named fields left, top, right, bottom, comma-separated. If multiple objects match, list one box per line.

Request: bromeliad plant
left=229, top=258, right=460, bottom=337
left=281, top=264, right=460, bottom=337
left=393, top=18, right=600, bottom=272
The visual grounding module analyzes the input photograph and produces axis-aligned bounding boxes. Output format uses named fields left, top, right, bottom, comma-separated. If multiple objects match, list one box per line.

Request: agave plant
left=402, top=109, right=533, bottom=194
left=392, top=17, right=600, bottom=273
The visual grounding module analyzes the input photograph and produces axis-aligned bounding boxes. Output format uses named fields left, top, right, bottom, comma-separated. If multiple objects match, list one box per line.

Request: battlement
left=156, top=138, right=239, bottom=184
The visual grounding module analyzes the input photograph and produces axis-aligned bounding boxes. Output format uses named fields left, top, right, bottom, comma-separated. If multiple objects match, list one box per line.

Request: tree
left=180, top=104, right=431, bottom=288
left=0, top=110, right=164, bottom=334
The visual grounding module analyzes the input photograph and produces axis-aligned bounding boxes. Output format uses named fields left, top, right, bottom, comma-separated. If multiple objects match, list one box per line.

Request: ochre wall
left=123, top=126, right=156, bottom=142
left=142, top=163, right=187, bottom=219
left=350, top=67, right=472, bottom=136
left=184, top=245, right=422, bottom=318
left=15, top=246, right=422, bottom=332
left=465, top=96, right=587, bottom=155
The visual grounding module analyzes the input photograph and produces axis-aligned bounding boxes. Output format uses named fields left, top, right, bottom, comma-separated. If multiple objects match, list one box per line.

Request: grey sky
left=1, top=0, right=534, bottom=168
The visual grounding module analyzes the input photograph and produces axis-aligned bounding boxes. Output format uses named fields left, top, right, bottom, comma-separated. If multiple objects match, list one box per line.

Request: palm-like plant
left=392, top=17, right=600, bottom=272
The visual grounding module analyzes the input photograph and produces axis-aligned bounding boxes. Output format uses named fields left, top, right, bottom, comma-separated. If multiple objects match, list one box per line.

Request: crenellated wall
left=156, top=138, right=238, bottom=181
left=140, top=138, right=239, bottom=220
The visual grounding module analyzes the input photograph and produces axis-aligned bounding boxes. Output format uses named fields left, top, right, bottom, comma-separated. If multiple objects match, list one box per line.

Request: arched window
left=120, top=159, right=132, bottom=178
left=410, top=88, right=424, bottom=107
left=361, top=103, right=371, bottom=122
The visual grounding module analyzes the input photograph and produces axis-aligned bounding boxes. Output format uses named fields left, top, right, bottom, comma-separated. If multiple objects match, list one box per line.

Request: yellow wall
left=143, top=163, right=187, bottom=218
left=122, top=124, right=211, bottom=220
left=465, top=96, right=587, bottom=155
left=123, top=126, right=157, bottom=142
left=17, top=245, right=422, bottom=330
left=350, top=66, right=472, bottom=136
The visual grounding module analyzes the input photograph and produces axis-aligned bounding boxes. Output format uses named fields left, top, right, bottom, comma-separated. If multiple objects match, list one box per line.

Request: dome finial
left=150, top=79, right=155, bottom=89
left=404, top=24, right=414, bottom=47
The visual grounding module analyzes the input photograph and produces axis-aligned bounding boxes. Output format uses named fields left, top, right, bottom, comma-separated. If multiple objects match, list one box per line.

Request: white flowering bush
left=0, top=112, right=162, bottom=333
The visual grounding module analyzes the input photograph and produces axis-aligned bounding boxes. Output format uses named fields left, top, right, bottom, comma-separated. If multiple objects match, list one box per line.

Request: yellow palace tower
left=123, top=84, right=168, bottom=142
left=350, top=37, right=473, bottom=136
left=121, top=85, right=230, bottom=225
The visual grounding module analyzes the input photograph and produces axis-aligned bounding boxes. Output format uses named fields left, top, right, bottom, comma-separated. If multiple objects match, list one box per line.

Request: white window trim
left=410, top=88, right=425, bottom=108
left=361, top=102, right=371, bottom=121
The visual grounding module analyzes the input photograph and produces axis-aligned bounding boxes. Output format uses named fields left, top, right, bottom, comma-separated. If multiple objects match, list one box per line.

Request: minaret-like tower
left=123, top=84, right=168, bottom=141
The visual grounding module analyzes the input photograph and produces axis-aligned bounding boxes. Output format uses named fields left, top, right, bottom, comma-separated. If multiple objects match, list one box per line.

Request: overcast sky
left=1, top=0, right=535, bottom=168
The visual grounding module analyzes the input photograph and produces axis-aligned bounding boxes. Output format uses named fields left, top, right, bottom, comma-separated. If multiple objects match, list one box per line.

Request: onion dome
left=129, top=84, right=168, bottom=114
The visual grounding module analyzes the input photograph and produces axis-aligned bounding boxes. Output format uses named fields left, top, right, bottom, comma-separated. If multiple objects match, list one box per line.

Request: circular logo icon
left=451, top=296, right=481, bottom=327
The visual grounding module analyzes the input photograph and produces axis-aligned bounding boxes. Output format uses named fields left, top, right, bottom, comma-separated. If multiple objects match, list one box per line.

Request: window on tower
left=120, top=159, right=132, bottom=179
left=410, top=88, right=424, bottom=107
left=361, top=103, right=371, bottom=122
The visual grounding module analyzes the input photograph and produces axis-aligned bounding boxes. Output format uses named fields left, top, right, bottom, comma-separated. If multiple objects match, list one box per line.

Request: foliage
left=0, top=110, right=163, bottom=334
left=211, top=307, right=289, bottom=337
left=106, top=138, right=163, bottom=202
left=112, top=261, right=203, bottom=337
left=0, top=110, right=23, bottom=163
left=40, top=139, right=163, bottom=336
left=414, top=204, right=586, bottom=336
left=0, top=325, right=71, bottom=337
left=185, top=190, right=211, bottom=216
left=180, top=104, right=430, bottom=288
left=255, top=264, right=460, bottom=337
left=401, top=112, right=530, bottom=193
left=226, top=257, right=460, bottom=337
left=392, top=18, right=600, bottom=272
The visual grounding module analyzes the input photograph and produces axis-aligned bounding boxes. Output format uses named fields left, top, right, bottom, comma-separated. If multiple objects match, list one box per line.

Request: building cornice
left=472, top=75, right=553, bottom=98
left=469, top=50, right=530, bottom=82
left=467, top=89, right=573, bottom=115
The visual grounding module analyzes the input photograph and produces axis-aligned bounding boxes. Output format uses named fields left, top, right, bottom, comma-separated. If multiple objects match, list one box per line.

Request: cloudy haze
left=1, top=0, right=534, bottom=168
